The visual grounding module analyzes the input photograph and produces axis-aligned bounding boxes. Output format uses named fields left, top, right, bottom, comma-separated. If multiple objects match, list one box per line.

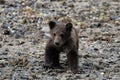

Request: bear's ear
left=65, top=23, right=73, bottom=31
left=49, top=21, right=56, bottom=30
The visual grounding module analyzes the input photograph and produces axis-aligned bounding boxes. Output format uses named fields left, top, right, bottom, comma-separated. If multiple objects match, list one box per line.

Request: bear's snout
left=54, top=39, right=60, bottom=46
left=54, top=41, right=60, bottom=46
left=53, top=36, right=62, bottom=46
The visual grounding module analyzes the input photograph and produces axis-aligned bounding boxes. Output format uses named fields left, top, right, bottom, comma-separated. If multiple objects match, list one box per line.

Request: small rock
left=1, top=23, right=10, bottom=29
left=0, top=44, right=2, bottom=48
left=94, top=48, right=99, bottom=51
left=112, top=75, right=120, bottom=80
left=15, top=32, right=23, bottom=39
left=110, top=15, right=120, bottom=20
left=34, top=0, right=44, bottom=9
left=0, top=37, right=2, bottom=41
left=5, top=0, right=15, bottom=7
left=100, top=72, right=104, bottom=75
left=41, top=26, right=50, bottom=32
left=2, top=52, right=8, bottom=55
left=3, top=30, right=10, bottom=35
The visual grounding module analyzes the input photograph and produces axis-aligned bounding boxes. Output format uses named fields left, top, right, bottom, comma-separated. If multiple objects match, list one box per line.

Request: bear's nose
left=55, top=42, right=59, bottom=46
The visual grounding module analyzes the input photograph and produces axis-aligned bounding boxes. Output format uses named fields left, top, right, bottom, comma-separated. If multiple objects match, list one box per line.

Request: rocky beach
left=0, top=0, right=120, bottom=80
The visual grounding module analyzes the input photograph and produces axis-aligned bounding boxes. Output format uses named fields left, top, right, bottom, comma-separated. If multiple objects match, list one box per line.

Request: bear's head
left=48, top=21, right=73, bottom=47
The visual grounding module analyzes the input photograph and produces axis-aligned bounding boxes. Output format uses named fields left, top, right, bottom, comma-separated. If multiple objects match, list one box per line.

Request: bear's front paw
left=70, top=68, right=78, bottom=74
left=43, top=64, right=53, bottom=69
left=72, top=69, right=78, bottom=74
left=67, top=69, right=78, bottom=74
left=43, top=63, right=64, bottom=69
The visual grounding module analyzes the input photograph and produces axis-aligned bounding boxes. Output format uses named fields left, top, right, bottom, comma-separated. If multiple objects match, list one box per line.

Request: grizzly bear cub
left=44, top=21, right=79, bottom=73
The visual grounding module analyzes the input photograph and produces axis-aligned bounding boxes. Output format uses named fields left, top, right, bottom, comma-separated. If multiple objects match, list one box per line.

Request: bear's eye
left=53, top=33, right=56, bottom=36
left=60, top=34, right=64, bottom=38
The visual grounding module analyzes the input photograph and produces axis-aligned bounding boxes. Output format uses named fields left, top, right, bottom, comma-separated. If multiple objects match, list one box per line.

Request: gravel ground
left=0, top=0, right=120, bottom=80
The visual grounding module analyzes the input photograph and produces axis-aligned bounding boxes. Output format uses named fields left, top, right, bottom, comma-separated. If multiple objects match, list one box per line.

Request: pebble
left=110, top=15, right=120, bottom=20
left=41, top=26, right=50, bottom=33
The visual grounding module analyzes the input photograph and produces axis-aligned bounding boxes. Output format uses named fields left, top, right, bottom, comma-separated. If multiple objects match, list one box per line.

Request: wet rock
left=94, top=48, right=99, bottom=51
left=89, top=22, right=102, bottom=28
left=41, top=26, right=50, bottom=33
left=3, top=30, right=10, bottom=35
left=1, top=23, right=10, bottom=29
left=34, top=0, right=44, bottom=9
left=0, top=0, right=5, bottom=4
left=5, top=0, right=16, bottom=7
left=112, top=75, right=120, bottom=80
left=0, top=44, right=2, bottom=48
left=110, top=15, right=120, bottom=20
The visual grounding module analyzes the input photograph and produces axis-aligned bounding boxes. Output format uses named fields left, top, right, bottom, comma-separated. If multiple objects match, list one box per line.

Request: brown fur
left=44, top=21, right=79, bottom=73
